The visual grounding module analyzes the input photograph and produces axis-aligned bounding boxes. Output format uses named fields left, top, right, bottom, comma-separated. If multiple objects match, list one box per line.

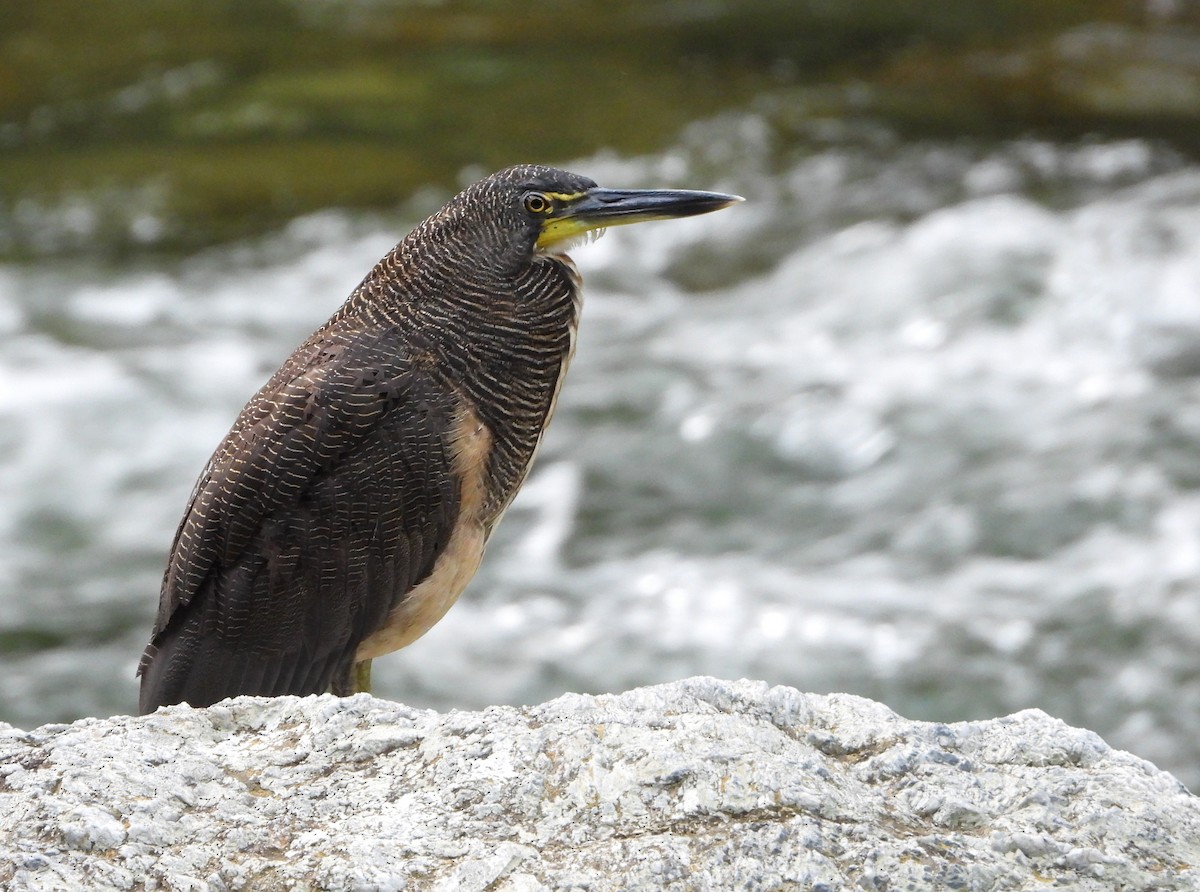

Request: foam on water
left=2, top=124, right=1199, bottom=788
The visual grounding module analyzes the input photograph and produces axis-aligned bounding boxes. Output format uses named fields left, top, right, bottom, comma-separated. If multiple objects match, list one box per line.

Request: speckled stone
left=1, top=678, right=1197, bottom=891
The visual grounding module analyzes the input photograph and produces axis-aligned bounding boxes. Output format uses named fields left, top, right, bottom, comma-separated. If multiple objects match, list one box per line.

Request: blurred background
left=3, top=0, right=1200, bottom=787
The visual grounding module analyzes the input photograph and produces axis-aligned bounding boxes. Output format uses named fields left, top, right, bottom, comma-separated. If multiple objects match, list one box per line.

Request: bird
left=137, top=164, right=741, bottom=713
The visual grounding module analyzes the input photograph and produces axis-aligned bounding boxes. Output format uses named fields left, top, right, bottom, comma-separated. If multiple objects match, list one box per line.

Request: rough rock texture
left=1, top=678, right=1197, bottom=891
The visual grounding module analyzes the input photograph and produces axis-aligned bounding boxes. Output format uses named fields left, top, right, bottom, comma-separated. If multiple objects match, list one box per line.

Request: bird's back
left=137, top=306, right=465, bottom=710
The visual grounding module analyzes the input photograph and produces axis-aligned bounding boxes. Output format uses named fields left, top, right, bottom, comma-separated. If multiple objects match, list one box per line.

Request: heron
left=138, top=164, right=740, bottom=713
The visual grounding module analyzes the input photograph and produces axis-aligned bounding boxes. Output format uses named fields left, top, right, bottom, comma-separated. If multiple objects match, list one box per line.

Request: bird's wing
left=138, top=331, right=459, bottom=709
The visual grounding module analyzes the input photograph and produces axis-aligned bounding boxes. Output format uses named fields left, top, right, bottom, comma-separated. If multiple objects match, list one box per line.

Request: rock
left=0, top=677, right=1197, bottom=891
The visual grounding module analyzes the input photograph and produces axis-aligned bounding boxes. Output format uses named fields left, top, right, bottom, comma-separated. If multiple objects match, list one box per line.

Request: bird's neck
left=439, top=254, right=582, bottom=523
left=350, top=246, right=582, bottom=524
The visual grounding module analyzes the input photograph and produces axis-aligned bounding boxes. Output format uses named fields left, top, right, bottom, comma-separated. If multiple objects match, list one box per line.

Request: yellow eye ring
left=523, top=192, right=552, bottom=214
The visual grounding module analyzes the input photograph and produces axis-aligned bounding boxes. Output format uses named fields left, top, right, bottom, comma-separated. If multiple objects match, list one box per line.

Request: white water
left=2, top=116, right=1199, bottom=787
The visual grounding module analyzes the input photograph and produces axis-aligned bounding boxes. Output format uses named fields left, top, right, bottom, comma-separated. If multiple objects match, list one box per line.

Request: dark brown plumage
left=137, top=164, right=739, bottom=713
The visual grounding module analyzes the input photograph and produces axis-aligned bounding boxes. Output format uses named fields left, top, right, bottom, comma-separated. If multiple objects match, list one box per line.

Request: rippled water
left=3, top=110, right=1200, bottom=787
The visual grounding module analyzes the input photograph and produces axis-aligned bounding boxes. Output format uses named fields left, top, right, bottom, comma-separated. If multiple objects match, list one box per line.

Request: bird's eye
left=523, top=192, right=552, bottom=215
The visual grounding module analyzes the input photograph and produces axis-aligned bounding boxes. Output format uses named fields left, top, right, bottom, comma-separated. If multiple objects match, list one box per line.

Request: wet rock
left=1, top=677, right=1197, bottom=891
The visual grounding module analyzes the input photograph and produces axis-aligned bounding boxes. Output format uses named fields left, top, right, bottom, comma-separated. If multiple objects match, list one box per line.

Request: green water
left=2, top=0, right=1196, bottom=257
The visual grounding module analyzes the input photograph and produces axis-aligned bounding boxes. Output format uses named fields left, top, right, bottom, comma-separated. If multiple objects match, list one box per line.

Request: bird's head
left=446, top=164, right=742, bottom=267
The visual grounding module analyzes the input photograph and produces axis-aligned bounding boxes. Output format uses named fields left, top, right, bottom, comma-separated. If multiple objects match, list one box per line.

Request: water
left=3, top=110, right=1200, bottom=788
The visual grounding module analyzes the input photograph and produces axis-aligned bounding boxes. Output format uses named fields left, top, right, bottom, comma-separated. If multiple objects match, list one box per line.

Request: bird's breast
left=354, top=400, right=491, bottom=661
left=354, top=256, right=581, bottom=662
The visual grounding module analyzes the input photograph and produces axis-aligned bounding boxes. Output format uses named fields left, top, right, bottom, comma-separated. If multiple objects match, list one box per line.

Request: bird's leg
left=353, top=659, right=373, bottom=694
left=330, top=658, right=371, bottom=696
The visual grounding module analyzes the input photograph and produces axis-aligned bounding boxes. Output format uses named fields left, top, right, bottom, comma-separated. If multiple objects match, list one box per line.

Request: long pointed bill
left=536, top=187, right=743, bottom=252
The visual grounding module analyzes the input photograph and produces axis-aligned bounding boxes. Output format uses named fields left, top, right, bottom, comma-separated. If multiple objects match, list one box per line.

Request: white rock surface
left=0, top=677, right=1197, bottom=891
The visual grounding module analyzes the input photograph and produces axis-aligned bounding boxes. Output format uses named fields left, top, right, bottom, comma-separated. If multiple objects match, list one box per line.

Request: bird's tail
left=137, top=617, right=344, bottom=714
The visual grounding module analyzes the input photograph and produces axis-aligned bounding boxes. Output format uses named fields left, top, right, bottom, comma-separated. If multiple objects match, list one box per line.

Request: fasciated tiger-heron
left=138, top=164, right=740, bottom=713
